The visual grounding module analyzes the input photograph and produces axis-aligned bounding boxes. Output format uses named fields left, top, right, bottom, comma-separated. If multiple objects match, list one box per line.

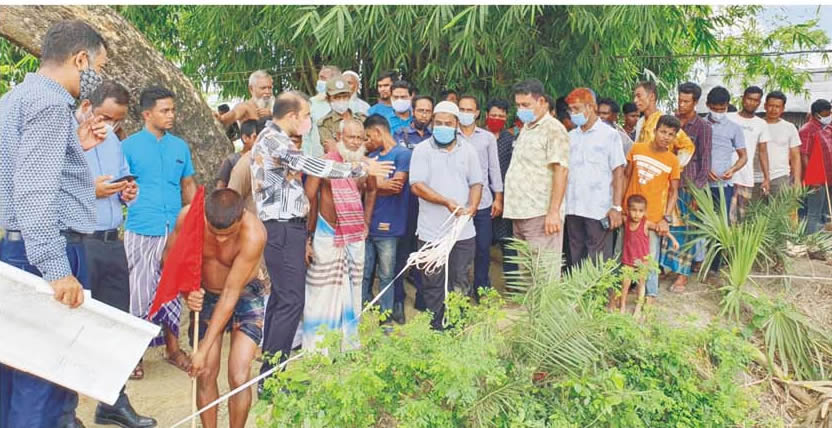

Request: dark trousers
left=260, top=221, right=307, bottom=374
left=473, top=208, right=492, bottom=291
left=394, top=200, right=421, bottom=303
left=83, top=236, right=132, bottom=407
left=0, top=237, right=86, bottom=428
left=419, top=237, right=475, bottom=330
left=565, top=215, right=612, bottom=269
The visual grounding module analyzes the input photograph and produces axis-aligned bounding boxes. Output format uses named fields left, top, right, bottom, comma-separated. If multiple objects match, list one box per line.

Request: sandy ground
left=76, top=246, right=832, bottom=427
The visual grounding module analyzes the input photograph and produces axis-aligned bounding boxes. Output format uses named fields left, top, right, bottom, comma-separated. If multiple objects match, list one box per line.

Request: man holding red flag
left=157, top=187, right=266, bottom=428
left=800, top=99, right=832, bottom=234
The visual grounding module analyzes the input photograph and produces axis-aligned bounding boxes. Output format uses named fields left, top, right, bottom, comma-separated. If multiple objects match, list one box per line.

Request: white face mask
left=819, top=115, right=832, bottom=127
left=392, top=99, right=411, bottom=113
left=710, top=111, right=726, bottom=122
left=330, top=100, right=349, bottom=115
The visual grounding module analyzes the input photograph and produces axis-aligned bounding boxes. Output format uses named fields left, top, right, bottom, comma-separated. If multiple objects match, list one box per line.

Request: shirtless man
left=303, top=119, right=376, bottom=350
left=172, top=188, right=267, bottom=428
left=215, top=70, right=274, bottom=128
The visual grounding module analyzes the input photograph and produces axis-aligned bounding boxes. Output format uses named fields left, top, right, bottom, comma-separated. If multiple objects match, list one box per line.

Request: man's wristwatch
left=611, top=205, right=622, bottom=213
left=663, top=215, right=672, bottom=223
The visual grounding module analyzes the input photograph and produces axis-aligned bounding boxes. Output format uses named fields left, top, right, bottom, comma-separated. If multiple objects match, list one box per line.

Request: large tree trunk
left=0, top=5, right=230, bottom=186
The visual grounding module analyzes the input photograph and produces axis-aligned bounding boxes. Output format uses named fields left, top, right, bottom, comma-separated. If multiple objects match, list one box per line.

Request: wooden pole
left=191, top=311, right=199, bottom=428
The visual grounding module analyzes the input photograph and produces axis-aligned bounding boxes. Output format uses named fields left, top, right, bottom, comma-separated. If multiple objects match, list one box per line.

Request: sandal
left=669, top=276, right=687, bottom=293
left=129, top=360, right=144, bottom=380
left=164, top=349, right=192, bottom=373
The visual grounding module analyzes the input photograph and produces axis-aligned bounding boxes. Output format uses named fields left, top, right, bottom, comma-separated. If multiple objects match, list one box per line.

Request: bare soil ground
left=76, top=248, right=832, bottom=427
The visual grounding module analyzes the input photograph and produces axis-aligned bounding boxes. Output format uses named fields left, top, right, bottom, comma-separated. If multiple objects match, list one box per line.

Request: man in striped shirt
left=252, top=91, right=393, bottom=378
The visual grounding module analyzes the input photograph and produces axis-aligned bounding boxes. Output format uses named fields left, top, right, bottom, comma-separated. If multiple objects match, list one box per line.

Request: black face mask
left=412, top=119, right=429, bottom=130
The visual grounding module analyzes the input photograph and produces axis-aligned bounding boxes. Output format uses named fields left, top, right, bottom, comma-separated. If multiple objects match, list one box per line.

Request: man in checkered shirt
left=0, top=20, right=109, bottom=428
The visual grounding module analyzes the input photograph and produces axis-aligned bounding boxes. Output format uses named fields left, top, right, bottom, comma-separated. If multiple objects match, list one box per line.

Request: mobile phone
left=600, top=216, right=610, bottom=230
left=110, top=175, right=137, bottom=183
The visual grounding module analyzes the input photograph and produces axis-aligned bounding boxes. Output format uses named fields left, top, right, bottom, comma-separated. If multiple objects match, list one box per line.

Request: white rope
left=748, top=274, right=832, bottom=282
left=170, top=210, right=470, bottom=427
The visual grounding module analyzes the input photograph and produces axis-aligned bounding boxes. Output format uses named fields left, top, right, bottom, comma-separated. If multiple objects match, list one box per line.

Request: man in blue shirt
left=367, top=71, right=396, bottom=121
left=362, top=114, right=412, bottom=323
left=705, top=86, right=747, bottom=274
left=123, top=86, right=197, bottom=376
left=387, top=80, right=414, bottom=136
left=0, top=20, right=110, bottom=428
left=77, top=81, right=157, bottom=428
left=392, top=95, right=434, bottom=312
left=410, top=101, right=483, bottom=330
left=705, top=86, right=747, bottom=217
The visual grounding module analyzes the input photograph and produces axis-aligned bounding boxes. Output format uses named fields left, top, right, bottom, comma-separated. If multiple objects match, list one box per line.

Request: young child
left=620, top=194, right=678, bottom=316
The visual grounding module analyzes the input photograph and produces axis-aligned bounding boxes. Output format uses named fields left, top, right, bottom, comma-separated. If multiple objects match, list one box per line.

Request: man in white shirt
left=754, top=91, right=801, bottom=200
left=728, top=86, right=771, bottom=221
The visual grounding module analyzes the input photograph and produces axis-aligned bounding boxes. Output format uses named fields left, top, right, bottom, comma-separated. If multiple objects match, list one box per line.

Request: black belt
left=4, top=229, right=89, bottom=243
left=89, top=229, right=120, bottom=242
left=272, top=217, right=306, bottom=224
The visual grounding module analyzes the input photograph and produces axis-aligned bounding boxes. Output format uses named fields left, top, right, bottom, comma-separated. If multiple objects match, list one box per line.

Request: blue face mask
left=315, top=80, right=327, bottom=94
left=570, top=112, right=588, bottom=127
left=433, top=125, right=456, bottom=146
left=517, top=108, right=536, bottom=124
left=458, top=112, right=476, bottom=127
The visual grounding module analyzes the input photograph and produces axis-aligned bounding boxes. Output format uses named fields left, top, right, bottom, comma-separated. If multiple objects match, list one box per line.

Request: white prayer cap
left=433, top=101, right=459, bottom=118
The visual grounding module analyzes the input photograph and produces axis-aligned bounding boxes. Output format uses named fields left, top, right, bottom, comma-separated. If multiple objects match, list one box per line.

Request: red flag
left=803, top=134, right=827, bottom=186
left=148, top=186, right=205, bottom=318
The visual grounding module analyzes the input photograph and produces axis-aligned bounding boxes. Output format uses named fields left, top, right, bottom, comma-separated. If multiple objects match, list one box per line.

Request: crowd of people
left=3, top=19, right=832, bottom=428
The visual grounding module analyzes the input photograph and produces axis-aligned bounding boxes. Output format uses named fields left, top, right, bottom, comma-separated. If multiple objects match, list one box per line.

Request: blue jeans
left=0, top=237, right=87, bottom=428
left=363, top=236, right=398, bottom=312
left=805, top=186, right=829, bottom=234
left=645, top=231, right=661, bottom=297
left=473, top=208, right=493, bottom=291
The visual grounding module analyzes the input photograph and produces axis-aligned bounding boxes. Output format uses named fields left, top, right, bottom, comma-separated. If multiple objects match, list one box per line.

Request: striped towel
left=324, top=151, right=366, bottom=247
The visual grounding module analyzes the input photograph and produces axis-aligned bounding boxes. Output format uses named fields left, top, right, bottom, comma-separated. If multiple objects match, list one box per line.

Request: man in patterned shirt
left=252, top=91, right=393, bottom=378
left=0, top=20, right=109, bottom=428
left=503, top=79, right=570, bottom=267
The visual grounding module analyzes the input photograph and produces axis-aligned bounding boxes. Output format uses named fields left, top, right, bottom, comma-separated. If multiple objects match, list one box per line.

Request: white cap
left=433, top=101, right=459, bottom=118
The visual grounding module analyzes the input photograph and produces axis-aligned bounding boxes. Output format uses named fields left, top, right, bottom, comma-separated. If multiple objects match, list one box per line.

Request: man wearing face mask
left=75, top=81, right=157, bottom=428
left=563, top=88, right=625, bottom=269
left=387, top=80, right=414, bottom=135
left=302, top=65, right=341, bottom=158
left=705, top=86, right=747, bottom=219
left=503, top=79, right=570, bottom=262
left=457, top=95, right=503, bottom=298
left=409, top=101, right=483, bottom=330
left=391, top=95, right=434, bottom=313
left=484, top=98, right=518, bottom=275
left=317, top=76, right=367, bottom=154
left=252, top=91, right=394, bottom=377
left=215, top=70, right=274, bottom=129
left=799, top=99, right=832, bottom=233
left=0, top=20, right=110, bottom=428
left=393, top=95, right=434, bottom=148
left=342, top=70, right=371, bottom=116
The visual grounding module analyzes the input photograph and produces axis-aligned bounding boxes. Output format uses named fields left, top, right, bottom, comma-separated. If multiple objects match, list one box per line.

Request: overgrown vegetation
left=256, top=243, right=762, bottom=427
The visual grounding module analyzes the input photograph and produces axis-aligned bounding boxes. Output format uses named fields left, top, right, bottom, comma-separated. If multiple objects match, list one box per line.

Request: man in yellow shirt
left=633, top=81, right=695, bottom=167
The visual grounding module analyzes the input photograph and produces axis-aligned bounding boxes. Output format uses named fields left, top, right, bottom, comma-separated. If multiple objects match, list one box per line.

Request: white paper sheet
left=0, top=261, right=160, bottom=405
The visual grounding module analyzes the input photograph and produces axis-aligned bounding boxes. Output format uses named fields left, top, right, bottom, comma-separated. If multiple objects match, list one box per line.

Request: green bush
left=256, top=249, right=760, bottom=427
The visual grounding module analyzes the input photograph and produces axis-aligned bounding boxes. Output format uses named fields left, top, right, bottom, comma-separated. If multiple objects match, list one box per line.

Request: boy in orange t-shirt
left=623, top=114, right=682, bottom=302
